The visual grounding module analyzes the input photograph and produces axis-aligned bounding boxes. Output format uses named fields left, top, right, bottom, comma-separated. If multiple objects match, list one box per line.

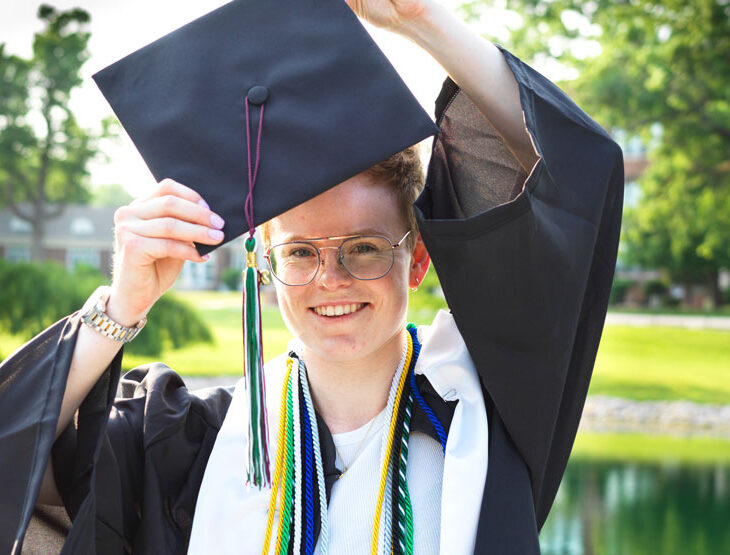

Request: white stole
left=188, top=310, right=488, bottom=555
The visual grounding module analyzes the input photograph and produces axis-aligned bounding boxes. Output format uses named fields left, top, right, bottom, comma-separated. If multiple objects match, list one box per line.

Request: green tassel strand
left=244, top=235, right=270, bottom=488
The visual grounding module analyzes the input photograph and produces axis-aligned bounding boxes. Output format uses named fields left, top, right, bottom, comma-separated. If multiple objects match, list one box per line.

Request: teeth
left=313, top=303, right=364, bottom=317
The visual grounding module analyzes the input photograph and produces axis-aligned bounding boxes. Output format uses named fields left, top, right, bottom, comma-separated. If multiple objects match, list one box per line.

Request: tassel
left=243, top=234, right=271, bottom=488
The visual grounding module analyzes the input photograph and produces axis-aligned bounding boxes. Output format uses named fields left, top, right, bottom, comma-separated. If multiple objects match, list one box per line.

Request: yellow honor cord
left=370, top=331, right=414, bottom=555
left=262, top=358, right=293, bottom=554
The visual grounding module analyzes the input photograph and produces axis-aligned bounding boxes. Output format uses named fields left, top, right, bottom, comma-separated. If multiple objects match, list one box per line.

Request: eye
left=345, top=237, right=387, bottom=256
left=280, top=243, right=317, bottom=259
left=352, top=243, right=377, bottom=254
left=289, top=247, right=316, bottom=258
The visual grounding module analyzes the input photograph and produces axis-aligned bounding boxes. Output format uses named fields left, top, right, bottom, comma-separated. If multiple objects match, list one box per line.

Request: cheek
left=273, top=283, right=299, bottom=328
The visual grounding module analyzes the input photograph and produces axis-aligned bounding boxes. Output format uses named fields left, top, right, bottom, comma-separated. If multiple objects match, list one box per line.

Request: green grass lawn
left=2, top=291, right=728, bottom=405
left=588, top=325, right=730, bottom=404
left=572, top=432, right=730, bottom=464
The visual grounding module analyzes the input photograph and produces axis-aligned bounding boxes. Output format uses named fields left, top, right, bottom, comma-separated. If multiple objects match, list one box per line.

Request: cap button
left=247, top=85, right=269, bottom=105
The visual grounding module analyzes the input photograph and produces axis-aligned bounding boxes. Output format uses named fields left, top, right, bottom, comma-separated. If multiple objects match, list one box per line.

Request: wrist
left=390, top=0, right=444, bottom=47
left=80, top=286, right=147, bottom=343
left=107, top=284, right=151, bottom=327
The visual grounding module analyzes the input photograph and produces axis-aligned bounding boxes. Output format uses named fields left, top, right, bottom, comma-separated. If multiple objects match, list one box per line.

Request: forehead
left=268, top=174, right=405, bottom=241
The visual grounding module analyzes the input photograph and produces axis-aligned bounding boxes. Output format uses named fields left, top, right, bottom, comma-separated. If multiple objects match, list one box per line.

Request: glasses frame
left=264, top=230, right=412, bottom=286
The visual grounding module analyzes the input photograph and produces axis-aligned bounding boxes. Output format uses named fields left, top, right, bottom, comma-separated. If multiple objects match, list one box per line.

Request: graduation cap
left=92, top=0, right=438, bottom=488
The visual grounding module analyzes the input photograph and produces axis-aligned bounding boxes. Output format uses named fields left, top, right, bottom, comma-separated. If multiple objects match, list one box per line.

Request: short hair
left=260, top=144, right=425, bottom=250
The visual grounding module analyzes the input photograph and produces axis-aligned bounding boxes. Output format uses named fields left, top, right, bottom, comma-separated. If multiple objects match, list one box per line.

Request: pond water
left=540, top=460, right=730, bottom=554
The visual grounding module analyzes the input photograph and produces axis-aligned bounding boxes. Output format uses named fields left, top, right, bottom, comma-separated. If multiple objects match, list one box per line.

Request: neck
left=300, top=327, right=407, bottom=434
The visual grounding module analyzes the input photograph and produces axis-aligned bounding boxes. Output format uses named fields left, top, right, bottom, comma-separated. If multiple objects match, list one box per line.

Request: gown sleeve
left=415, top=46, right=624, bottom=529
left=0, top=311, right=232, bottom=553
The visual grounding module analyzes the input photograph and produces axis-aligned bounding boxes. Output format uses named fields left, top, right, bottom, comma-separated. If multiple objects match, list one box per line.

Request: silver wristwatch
left=80, top=286, right=147, bottom=343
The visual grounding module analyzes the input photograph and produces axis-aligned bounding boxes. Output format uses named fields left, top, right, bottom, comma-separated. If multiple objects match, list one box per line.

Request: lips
left=311, top=303, right=367, bottom=317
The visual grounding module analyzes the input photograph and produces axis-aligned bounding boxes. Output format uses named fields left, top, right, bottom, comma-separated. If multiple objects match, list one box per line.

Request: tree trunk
left=30, top=202, right=45, bottom=262
left=708, top=269, right=722, bottom=308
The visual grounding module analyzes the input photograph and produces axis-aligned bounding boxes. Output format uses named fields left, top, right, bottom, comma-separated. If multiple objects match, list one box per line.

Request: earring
left=410, top=276, right=419, bottom=292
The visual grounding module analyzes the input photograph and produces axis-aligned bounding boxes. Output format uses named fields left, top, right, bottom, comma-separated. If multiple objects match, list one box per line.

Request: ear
left=409, top=232, right=431, bottom=289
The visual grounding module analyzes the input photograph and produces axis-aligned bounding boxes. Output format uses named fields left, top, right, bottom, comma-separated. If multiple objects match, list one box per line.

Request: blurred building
left=0, top=204, right=116, bottom=274
left=0, top=203, right=241, bottom=290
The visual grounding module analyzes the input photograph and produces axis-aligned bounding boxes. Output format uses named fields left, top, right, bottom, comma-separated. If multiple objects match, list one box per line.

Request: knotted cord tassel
left=243, top=234, right=271, bottom=488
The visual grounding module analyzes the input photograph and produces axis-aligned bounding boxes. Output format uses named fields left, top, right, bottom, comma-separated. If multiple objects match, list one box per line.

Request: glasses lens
left=269, top=242, right=319, bottom=285
left=341, top=236, right=394, bottom=279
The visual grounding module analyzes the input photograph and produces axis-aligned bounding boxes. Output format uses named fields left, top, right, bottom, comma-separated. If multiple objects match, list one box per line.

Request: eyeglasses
left=264, top=231, right=411, bottom=286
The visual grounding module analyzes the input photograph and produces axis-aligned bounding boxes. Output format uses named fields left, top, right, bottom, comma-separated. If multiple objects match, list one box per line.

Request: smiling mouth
left=311, top=303, right=367, bottom=317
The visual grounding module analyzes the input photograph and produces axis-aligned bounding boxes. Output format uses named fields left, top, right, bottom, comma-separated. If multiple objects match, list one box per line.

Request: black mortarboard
left=92, top=0, right=438, bottom=255
left=92, top=0, right=438, bottom=490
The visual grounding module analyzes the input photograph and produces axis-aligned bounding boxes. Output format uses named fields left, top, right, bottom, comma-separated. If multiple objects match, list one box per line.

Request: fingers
left=122, top=216, right=224, bottom=246
left=116, top=178, right=225, bottom=245
left=132, top=178, right=203, bottom=206
left=114, top=178, right=225, bottom=266
left=121, top=235, right=209, bottom=264
left=131, top=194, right=224, bottom=230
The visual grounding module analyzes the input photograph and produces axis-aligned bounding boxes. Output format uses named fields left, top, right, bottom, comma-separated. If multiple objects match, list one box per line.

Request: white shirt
left=188, top=310, right=488, bottom=555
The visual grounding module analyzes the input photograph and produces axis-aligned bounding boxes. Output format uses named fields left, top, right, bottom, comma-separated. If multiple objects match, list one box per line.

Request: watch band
left=81, top=286, right=147, bottom=343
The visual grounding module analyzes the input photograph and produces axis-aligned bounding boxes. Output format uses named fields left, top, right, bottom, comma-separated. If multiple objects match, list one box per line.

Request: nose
left=315, top=247, right=352, bottom=289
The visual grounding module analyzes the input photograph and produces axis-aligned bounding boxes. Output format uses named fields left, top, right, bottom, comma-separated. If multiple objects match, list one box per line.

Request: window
left=6, top=245, right=30, bottom=262
left=9, top=217, right=32, bottom=233
left=67, top=248, right=100, bottom=270
left=71, top=217, right=95, bottom=235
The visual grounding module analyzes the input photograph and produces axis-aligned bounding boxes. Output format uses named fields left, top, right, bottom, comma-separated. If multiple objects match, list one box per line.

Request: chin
left=306, top=334, right=372, bottom=362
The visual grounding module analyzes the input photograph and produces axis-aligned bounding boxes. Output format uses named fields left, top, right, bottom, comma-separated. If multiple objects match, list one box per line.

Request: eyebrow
left=278, top=228, right=392, bottom=243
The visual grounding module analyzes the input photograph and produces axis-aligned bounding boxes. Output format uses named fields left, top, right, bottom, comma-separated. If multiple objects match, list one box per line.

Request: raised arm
left=347, top=0, right=540, bottom=173
left=37, top=179, right=224, bottom=504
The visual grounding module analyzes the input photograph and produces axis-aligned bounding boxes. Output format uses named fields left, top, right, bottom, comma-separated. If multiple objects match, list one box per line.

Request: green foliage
left=0, top=259, right=212, bottom=356
left=643, top=279, right=669, bottom=297
left=131, top=292, right=213, bottom=356
left=221, top=267, right=241, bottom=291
left=461, top=0, right=730, bottom=291
left=609, top=277, right=634, bottom=305
left=90, top=184, right=133, bottom=207
left=0, top=259, right=99, bottom=334
left=0, top=5, right=113, bottom=259
left=408, top=266, right=448, bottom=313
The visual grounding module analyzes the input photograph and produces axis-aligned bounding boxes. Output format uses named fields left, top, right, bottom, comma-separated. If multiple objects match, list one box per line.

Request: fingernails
left=210, top=213, right=225, bottom=229
left=208, top=228, right=224, bottom=241
left=197, top=198, right=210, bottom=210
left=202, top=254, right=210, bottom=261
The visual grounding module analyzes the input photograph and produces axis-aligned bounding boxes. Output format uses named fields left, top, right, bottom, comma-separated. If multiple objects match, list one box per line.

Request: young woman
left=0, top=0, right=623, bottom=553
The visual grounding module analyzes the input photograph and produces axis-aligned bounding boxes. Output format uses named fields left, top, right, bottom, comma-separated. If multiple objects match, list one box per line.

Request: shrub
left=643, top=279, right=669, bottom=298
left=0, top=259, right=212, bottom=356
left=408, top=268, right=448, bottom=313
left=609, top=277, right=635, bottom=305
left=221, top=267, right=241, bottom=291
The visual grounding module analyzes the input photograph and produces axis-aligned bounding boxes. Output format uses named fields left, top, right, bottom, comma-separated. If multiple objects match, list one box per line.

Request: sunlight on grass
left=588, top=326, right=730, bottom=404
left=2, top=292, right=728, bottom=404
left=572, top=432, right=730, bottom=464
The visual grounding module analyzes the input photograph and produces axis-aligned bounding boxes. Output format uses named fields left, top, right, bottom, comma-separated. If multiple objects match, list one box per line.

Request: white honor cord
left=377, top=338, right=408, bottom=554
left=299, top=357, right=330, bottom=554
left=292, top=360, right=303, bottom=554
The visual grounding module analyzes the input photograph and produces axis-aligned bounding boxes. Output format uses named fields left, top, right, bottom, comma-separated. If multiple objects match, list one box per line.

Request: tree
left=460, top=0, right=730, bottom=305
left=0, top=5, right=105, bottom=261
left=91, top=183, right=134, bottom=207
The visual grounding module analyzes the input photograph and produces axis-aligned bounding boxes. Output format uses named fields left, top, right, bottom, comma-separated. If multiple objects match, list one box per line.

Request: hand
left=108, top=178, right=225, bottom=325
left=345, top=0, right=430, bottom=33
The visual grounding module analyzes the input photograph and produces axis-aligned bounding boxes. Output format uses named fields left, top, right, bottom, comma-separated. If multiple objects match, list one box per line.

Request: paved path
left=580, top=396, right=730, bottom=439
left=176, top=377, right=730, bottom=439
left=182, top=375, right=240, bottom=390
left=605, top=312, right=730, bottom=330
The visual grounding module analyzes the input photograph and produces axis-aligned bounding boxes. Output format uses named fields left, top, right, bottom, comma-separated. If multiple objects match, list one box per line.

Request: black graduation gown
left=0, top=47, right=623, bottom=554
